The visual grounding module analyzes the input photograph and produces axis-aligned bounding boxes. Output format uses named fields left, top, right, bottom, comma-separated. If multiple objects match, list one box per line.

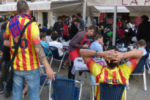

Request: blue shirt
left=138, top=48, right=147, bottom=56
left=90, top=41, right=103, bottom=52
left=41, top=41, right=52, bottom=56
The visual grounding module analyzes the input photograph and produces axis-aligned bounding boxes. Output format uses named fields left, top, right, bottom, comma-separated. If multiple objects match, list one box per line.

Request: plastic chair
left=49, top=46, right=68, bottom=74
left=91, top=83, right=126, bottom=100
left=49, top=78, right=84, bottom=100
left=127, top=57, right=148, bottom=91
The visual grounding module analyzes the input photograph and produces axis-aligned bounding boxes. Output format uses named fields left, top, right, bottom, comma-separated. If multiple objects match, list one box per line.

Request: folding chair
left=49, top=46, right=68, bottom=74
left=39, top=65, right=57, bottom=96
left=49, top=78, right=84, bottom=100
left=91, top=83, right=126, bottom=100
left=127, top=57, right=148, bottom=91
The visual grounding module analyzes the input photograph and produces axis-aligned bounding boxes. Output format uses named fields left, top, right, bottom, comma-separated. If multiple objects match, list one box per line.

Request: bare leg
left=63, top=58, right=69, bottom=66
left=23, top=84, right=28, bottom=96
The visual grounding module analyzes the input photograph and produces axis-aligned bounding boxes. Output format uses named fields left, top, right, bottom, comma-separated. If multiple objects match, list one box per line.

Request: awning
left=51, top=0, right=99, bottom=13
left=0, top=1, right=51, bottom=12
left=87, top=0, right=150, bottom=6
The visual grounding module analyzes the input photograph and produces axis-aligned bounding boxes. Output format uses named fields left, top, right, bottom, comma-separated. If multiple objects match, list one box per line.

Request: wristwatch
left=95, top=51, right=98, bottom=57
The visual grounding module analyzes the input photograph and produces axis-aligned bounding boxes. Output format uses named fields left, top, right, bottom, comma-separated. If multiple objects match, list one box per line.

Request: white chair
left=127, top=58, right=148, bottom=91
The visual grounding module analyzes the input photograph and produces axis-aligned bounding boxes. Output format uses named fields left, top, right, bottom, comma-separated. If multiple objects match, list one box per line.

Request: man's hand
left=46, top=67, right=55, bottom=81
left=34, top=43, right=55, bottom=81
left=113, top=52, right=123, bottom=63
left=83, top=44, right=89, bottom=48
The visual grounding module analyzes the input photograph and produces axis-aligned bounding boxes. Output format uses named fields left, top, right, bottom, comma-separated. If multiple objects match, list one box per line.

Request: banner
left=87, top=0, right=150, bottom=6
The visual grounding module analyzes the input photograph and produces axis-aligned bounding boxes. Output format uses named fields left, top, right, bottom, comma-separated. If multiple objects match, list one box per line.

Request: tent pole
left=112, top=6, right=117, bottom=46
left=83, top=0, right=86, bottom=30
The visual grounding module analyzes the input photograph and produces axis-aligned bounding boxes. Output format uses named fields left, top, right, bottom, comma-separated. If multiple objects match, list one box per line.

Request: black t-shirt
left=3, top=46, right=10, bottom=61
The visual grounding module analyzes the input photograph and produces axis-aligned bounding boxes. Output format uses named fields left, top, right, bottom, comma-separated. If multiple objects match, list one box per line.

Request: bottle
left=122, top=43, right=125, bottom=49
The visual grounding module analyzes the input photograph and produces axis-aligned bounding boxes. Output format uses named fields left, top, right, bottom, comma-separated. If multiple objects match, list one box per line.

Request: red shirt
left=118, top=21, right=122, bottom=28
left=62, top=24, right=68, bottom=36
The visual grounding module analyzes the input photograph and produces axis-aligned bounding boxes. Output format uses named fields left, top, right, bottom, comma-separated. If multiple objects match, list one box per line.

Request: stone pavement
left=1, top=62, right=150, bottom=100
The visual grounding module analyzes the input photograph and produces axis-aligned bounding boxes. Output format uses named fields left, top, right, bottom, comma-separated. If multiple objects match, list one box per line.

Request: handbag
left=6, top=21, right=33, bottom=83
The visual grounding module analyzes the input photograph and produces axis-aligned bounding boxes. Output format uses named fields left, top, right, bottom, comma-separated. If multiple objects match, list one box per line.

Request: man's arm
left=115, top=50, right=143, bottom=64
left=3, top=40, right=10, bottom=47
left=80, top=49, right=105, bottom=64
left=34, top=43, right=55, bottom=80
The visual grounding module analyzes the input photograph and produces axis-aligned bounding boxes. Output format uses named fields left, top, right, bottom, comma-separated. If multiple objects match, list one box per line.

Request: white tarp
left=87, top=0, right=150, bottom=6
left=0, top=1, right=51, bottom=11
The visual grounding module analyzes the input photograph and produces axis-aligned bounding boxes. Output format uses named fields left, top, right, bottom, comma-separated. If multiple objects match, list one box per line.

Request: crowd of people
left=0, top=0, right=150, bottom=100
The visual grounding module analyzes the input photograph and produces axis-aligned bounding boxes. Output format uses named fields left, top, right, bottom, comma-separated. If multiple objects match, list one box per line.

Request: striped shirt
left=4, top=14, right=40, bottom=71
left=87, top=58, right=137, bottom=100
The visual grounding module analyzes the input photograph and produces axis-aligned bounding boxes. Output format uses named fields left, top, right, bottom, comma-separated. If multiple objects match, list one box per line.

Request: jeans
left=13, top=68, right=40, bottom=100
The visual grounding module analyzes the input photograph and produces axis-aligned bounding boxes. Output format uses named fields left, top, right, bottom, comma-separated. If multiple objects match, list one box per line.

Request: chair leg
left=147, top=63, right=150, bottom=74
left=39, top=77, right=48, bottom=96
left=143, top=66, right=147, bottom=91
left=126, top=80, right=130, bottom=90
left=57, top=60, right=63, bottom=74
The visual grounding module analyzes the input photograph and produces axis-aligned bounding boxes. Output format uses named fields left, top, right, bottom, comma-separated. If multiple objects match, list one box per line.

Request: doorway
left=43, top=12, right=48, bottom=28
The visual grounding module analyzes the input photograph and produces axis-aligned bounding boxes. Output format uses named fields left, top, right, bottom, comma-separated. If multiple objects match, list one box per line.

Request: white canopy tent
left=87, top=0, right=150, bottom=45
left=0, top=1, right=51, bottom=11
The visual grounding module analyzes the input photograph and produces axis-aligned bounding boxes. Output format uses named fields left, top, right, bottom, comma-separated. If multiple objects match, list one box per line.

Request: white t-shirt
left=45, top=36, right=52, bottom=44
left=49, top=41, right=63, bottom=57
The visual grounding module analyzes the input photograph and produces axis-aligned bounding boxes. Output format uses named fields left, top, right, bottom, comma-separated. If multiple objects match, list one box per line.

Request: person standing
left=69, top=19, right=80, bottom=39
left=137, top=15, right=150, bottom=52
left=62, top=24, right=69, bottom=41
left=4, top=1, right=55, bottom=100
left=77, top=13, right=85, bottom=31
left=98, top=19, right=106, bottom=28
left=117, top=19, right=122, bottom=28
left=53, top=16, right=63, bottom=38
left=68, top=26, right=95, bottom=79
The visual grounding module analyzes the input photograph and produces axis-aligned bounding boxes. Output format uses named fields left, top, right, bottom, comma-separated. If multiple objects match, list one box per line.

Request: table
left=72, top=57, right=106, bottom=80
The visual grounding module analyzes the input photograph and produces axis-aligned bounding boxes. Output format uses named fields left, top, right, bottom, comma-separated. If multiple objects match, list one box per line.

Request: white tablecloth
left=71, top=57, right=105, bottom=75
left=71, top=57, right=88, bottom=75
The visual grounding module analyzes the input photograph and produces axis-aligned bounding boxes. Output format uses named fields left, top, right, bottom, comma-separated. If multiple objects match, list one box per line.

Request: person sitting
left=40, top=32, right=52, bottom=56
left=116, top=27, right=125, bottom=38
left=119, top=32, right=131, bottom=47
left=107, top=28, right=120, bottom=42
left=80, top=47, right=143, bottom=100
left=137, top=39, right=147, bottom=56
left=49, top=33, right=69, bottom=68
left=45, top=29, right=52, bottom=44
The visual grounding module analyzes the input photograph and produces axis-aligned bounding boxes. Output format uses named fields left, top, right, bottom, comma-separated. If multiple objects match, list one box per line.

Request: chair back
left=42, top=45, right=51, bottom=56
left=132, top=57, right=148, bottom=73
left=49, top=46, right=60, bottom=59
left=100, top=83, right=126, bottom=100
left=52, top=78, right=76, bottom=100
left=40, top=75, right=49, bottom=86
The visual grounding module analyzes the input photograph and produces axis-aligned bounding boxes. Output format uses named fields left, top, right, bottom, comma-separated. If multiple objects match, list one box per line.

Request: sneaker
left=0, top=90, right=4, bottom=94
left=4, top=91, right=10, bottom=98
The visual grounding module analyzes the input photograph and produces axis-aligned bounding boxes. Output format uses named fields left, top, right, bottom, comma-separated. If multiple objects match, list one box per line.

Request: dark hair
left=72, top=15, right=76, bottom=18
left=10, top=16, right=14, bottom=19
left=123, top=32, right=129, bottom=38
left=58, top=16, right=62, bottom=20
left=95, top=34, right=103, bottom=40
left=77, top=13, right=82, bottom=18
left=38, top=24, right=41, bottom=27
left=51, top=33, right=58, bottom=41
left=138, top=39, right=146, bottom=46
left=46, top=29, right=52, bottom=36
left=141, top=15, right=149, bottom=21
left=86, top=26, right=95, bottom=32
left=106, top=46, right=118, bottom=69
left=40, top=32, right=46, bottom=39
left=32, top=16, right=36, bottom=21
left=5, top=18, right=9, bottom=22
left=0, top=18, right=3, bottom=22
left=1, top=23, right=7, bottom=30
left=62, top=15, right=66, bottom=18
left=17, top=0, right=29, bottom=14
left=74, top=19, right=80, bottom=23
